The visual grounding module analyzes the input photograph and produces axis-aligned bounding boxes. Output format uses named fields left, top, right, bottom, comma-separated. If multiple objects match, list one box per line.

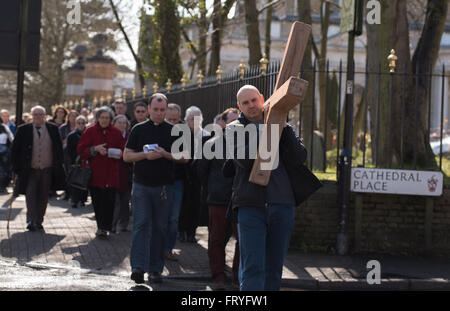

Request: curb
left=281, top=278, right=450, bottom=291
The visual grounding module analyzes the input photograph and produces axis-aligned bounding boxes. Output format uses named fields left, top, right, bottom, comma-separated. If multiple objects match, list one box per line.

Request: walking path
left=1, top=191, right=449, bottom=290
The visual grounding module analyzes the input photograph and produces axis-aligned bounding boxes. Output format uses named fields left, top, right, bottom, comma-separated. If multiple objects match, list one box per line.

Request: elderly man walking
left=11, top=105, right=66, bottom=231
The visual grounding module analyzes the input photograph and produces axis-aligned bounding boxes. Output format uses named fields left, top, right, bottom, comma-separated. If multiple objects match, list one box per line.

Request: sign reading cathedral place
left=351, top=167, right=443, bottom=196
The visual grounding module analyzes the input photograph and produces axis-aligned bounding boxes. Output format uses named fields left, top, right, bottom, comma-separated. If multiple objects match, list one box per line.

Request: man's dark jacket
left=11, top=122, right=66, bottom=194
left=197, top=130, right=233, bottom=206
left=227, top=113, right=322, bottom=209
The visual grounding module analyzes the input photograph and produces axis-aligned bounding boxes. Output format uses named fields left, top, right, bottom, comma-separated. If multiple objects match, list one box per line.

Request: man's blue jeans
left=130, top=182, right=173, bottom=273
left=237, top=204, right=295, bottom=291
left=165, top=179, right=184, bottom=253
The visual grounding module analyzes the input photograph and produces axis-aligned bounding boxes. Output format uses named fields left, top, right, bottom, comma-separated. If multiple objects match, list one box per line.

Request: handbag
left=66, top=156, right=91, bottom=190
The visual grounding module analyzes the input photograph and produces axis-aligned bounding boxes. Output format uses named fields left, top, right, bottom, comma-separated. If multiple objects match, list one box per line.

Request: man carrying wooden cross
left=226, top=22, right=322, bottom=291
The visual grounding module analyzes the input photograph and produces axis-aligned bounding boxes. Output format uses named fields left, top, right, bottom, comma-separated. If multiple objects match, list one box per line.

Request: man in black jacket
left=228, top=85, right=322, bottom=291
left=197, top=108, right=239, bottom=289
left=11, top=105, right=66, bottom=231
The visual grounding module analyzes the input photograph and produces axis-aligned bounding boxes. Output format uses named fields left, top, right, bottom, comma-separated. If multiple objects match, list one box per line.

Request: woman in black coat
left=67, top=115, right=88, bottom=208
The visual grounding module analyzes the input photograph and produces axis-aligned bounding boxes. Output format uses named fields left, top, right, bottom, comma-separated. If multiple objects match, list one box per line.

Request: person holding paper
left=123, top=93, right=188, bottom=284
left=77, top=106, right=125, bottom=239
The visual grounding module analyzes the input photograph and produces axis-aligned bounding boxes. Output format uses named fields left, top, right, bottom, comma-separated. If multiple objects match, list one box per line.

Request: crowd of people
left=1, top=84, right=319, bottom=291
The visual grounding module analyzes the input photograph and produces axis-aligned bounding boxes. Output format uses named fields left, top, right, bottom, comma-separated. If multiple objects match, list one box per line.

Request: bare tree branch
left=108, top=0, right=146, bottom=89
left=257, top=0, right=282, bottom=16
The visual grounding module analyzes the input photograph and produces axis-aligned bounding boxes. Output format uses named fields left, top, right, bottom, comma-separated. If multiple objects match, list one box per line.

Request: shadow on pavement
left=0, top=231, right=65, bottom=261
left=61, top=231, right=131, bottom=273
left=0, top=207, right=23, bottom=222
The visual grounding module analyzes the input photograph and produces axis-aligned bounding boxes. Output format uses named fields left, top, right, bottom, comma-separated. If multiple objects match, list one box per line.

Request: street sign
left=340, top=0, right=355, bottom=34
left=351, top=168, right=444, bottom=196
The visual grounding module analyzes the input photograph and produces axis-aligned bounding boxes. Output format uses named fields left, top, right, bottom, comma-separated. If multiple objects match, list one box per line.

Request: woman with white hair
left=178, top=106, right=211, bottom=243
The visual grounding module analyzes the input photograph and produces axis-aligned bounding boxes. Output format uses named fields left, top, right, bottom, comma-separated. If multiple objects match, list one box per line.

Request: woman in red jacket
left=77, top=106, right=125, bottom=238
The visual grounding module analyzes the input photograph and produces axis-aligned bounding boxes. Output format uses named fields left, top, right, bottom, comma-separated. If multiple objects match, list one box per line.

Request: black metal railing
left=67, top=59, right=449, bottom=175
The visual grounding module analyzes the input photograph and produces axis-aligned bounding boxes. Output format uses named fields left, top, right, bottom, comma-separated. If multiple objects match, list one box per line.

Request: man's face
left=226, top=111, right=239, bottom=124
left=237, top=89, right=264, bottom=122
left=165, top=109, right=181, bottom=125
left=186, top=112, right=201, bottom=132
left=32, top=109, right=46, bottom=127
left=134, top=106, right=148, bottom=123
left=1, top=111, right=9, bottom=124
left=149, top=99, right=167, bottom=124
left=115, top=103, right=127, bottom=115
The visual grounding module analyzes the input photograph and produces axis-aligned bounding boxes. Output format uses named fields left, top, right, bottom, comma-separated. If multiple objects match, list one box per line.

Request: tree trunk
left=156, top=0, right=183, bottom=84
left=404, top=0, right=448, bottom=168
left=208, top=0, right=222, bottom=76
left=297, top=0, right=315, bottom=157
left=264, top=5, right=273, bottom=60
left=366, top=0, right=408, bottom=167
left=198, top=0, right=208, bottom=75
left=244, top=0, right=262, bottom=66
left=318, top=1, right=331, bottom=149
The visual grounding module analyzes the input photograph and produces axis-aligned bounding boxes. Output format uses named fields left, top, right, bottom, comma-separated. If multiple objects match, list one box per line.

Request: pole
left=337, top=28, right=355, bottom=256
left=337, top=0, right=363, bottom=255
left=15, top=0, right=29, bottom=127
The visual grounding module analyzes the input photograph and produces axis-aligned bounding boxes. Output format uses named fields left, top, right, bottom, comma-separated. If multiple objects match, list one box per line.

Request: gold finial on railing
left=388, top=49, right=397, bottom=73
left=153, top=82, right=159, bottom=93
left=166, top=79, right=172, bottom=93
left=93, top=97, right=98, bottom=107
left=181, top=73, right=187, bottom=90
left=106, top=94, right=112, bottom=104
left=81, top=98, right=85, bottom=108
left=238, top=59, right=246, bottom=80
left=132, top=88, right=136, bottom=100
left=122, top=90, right=127, bottom=100
left=216, top=65, right=223, bottom=84
left=197, top=70, right=204, bottom=87
left=260, top=53, right=269, bottom=75
left=100, top=96, right=105, bottom=105
left=75, top=100, right=80, bottom=109
left=142, top=85, right=147, bottom=98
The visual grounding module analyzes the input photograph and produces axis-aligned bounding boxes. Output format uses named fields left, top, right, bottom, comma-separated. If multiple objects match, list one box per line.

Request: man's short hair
left=148, top=93, right=168, bottom=106
left=134, top=101, right=147, bottom=111
left=168, top=103, right=181, bottom=115
left=114, top=100, right=126, bottom=107
left=221, top=108, right=239, bottom=122
left=236, top=85, right=261, bottom=104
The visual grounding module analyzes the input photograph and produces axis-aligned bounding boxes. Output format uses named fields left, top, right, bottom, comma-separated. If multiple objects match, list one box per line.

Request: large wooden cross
left=249, top=22, right=311, bottom=186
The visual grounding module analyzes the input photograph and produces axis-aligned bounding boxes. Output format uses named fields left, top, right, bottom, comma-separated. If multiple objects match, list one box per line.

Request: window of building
left=271, top=22, right=281, bottom=39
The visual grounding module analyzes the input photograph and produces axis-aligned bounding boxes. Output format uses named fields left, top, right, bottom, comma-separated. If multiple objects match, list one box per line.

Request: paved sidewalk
left=1, top=190, right=449, bottom=291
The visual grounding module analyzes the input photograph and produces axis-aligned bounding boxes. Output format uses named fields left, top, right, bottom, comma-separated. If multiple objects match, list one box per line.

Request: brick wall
left=290, top=181, right=450, bottom=257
